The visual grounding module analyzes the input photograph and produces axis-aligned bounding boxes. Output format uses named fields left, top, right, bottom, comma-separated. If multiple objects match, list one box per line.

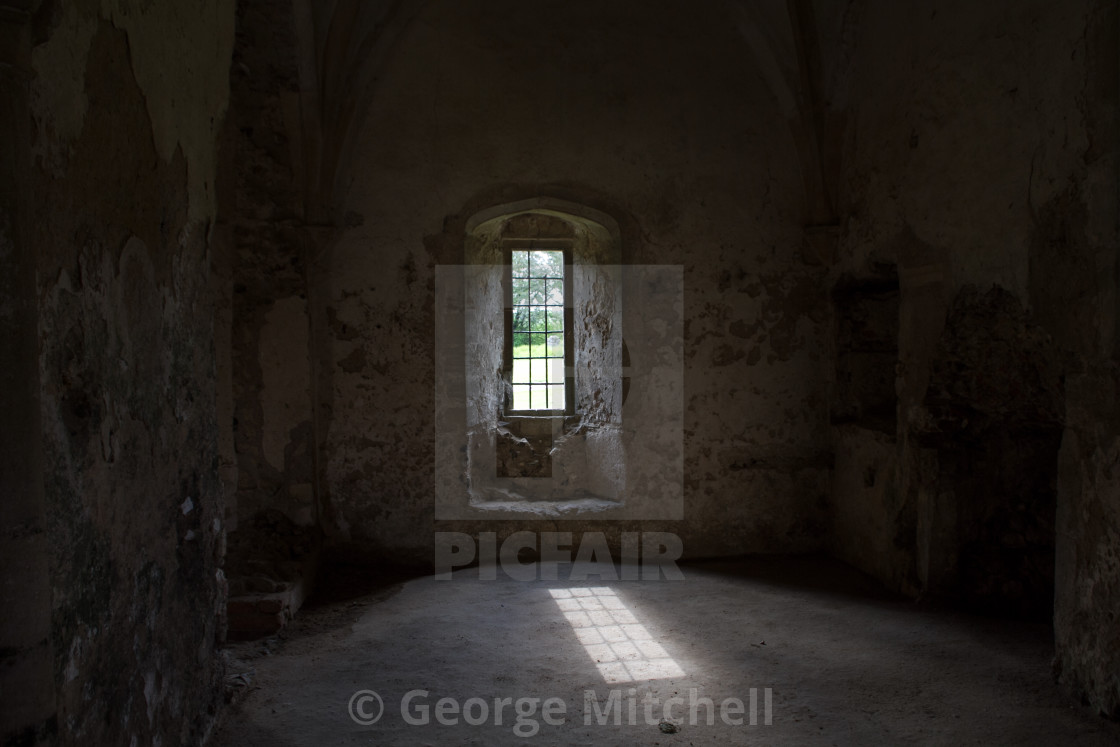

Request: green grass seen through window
left=510, top=249, right=565, bottom=411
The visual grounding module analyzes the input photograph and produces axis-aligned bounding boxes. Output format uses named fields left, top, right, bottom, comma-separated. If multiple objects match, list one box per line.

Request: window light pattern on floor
left=549, top=587, right=684, bottom=684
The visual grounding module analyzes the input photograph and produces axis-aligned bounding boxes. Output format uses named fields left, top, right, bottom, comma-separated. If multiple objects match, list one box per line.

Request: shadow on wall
left=913, top=285, right=1064, bottom=621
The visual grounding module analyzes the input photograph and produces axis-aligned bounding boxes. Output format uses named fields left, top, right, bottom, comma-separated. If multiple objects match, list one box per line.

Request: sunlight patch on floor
left=549, top=587, right=685, bottom=684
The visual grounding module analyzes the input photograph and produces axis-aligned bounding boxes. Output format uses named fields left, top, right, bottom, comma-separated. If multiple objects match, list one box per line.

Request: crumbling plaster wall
left=831, top=0, right=1119, bottom=715
left=224, top=0, right=322, bottom=533
left=311, top=0, right=832, bottom=561
left=27, top=0, right=235, bottom=743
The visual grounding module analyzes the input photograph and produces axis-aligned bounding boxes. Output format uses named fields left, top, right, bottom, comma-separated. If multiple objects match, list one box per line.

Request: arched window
left=434, top=196, right=684, bottom=521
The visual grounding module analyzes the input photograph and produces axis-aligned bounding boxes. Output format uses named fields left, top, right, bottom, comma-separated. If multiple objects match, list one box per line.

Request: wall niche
left=832, top=266, right=900, bottom=435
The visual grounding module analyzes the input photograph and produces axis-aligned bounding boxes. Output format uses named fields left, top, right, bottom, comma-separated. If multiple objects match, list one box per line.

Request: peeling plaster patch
left=39, top=221, right=223, bottom=744
left=99, top=0, right=236, bottom=222
left=30, top=0, right=232, bottom=740
left=144, top=669, right=157, bottom=725
left=337, top=345, right=366, bottom=373
left=29, top=2, right=97, bottom=175
left=64, top=637, right=82, bottom=682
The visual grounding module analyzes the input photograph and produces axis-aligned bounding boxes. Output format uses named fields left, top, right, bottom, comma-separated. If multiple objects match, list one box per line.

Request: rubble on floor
left=224, top=509, right=321, bottom=640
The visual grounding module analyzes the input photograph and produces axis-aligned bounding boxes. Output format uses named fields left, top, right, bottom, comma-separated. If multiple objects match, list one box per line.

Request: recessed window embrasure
left=436, top=199, right=682, bottom=520
left=504, top=241, right=574, bottom=415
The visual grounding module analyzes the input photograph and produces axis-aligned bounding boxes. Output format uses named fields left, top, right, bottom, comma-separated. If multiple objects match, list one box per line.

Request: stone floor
left=212, top=556, right=1120, bottom=745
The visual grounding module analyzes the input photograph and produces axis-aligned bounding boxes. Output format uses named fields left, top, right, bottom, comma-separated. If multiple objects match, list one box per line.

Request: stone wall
left=224, top=0, right=321, bottom=532
left=0, top=2, right=52, bottom=742
left=310, top=0, right=833, bottom=562
left=18, top=1, right=235, bottom=743
left=831, top=0, right=1119, bottom=715
left=1057, top=365, right=1120, bottom=718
